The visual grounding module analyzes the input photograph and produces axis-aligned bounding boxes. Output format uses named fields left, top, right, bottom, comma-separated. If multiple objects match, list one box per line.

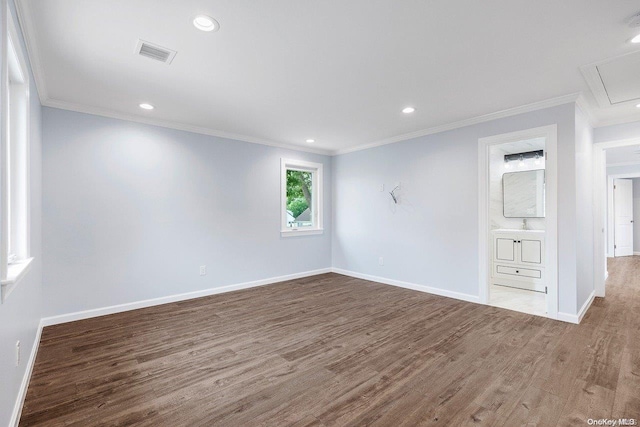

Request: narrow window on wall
left=281, top=159, right=323, bottom=237
left=1, top=12, right=32, bottom=302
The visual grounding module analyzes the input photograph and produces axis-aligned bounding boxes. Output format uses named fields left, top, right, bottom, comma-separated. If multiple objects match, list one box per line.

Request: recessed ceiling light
left=631, top=34, right=640, bottom=43
left=193, top=15, right=219, bottom=32
left=636, top=103, right=640, bottom=108
left=402, top=107, right=416, bottom=114
left=306, top=139, right=315, bottom=143
left=139, top=103, right=154, bottom=110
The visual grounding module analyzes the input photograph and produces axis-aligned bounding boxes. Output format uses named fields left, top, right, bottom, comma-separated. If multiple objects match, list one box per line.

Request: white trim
left=9, top=10, right=586, bottom=161
left=2, top=0, right=31, bottom=287
left=596, top=137, right=640, bottom=150
left=331, top=267, right=481, bottom=304
left=592, top=113, right=640, bottom=129
left=557, top=290, right=595, bottom=324
left=606, top=161, right=640, bottom=168
left=280, top=228, right=324, bottom=237
left=14, top=0, right=46, bottom=111
left=1, top=257, right=33, bottom=302
left=575, top=93, right=599, bottom=128
left=41, top=268, right=331, bottom=326
left=280, top=158, right=323, bottom=237
left=0, top=0, right=7, bottom=285
left=9, top=319, right=43, bottom=427
left=334, top=94, right=579, bottom=155
left=580, top=52, right=640, bottom=109
left=607, top=172, right=640, bottom=179
left=478, top=125, right=559, bottom=320
left=43, top=98, right=333, bottom=156
left=634, top=252, right=640, bottom=256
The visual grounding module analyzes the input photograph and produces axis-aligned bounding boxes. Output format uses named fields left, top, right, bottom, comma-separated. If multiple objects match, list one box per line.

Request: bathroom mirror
left=503, top=170, right=545, bottom=218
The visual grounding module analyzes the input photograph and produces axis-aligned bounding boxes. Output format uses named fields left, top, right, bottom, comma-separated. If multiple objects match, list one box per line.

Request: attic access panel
left=581, top=50, right=640, bottom=107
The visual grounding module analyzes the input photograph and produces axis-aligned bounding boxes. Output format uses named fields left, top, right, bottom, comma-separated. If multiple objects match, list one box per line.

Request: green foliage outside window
left=286, top=170, right=312, bottom=218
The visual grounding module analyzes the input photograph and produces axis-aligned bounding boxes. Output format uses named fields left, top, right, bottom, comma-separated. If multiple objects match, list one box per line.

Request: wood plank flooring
left=20, top=257, right=640, bottom=426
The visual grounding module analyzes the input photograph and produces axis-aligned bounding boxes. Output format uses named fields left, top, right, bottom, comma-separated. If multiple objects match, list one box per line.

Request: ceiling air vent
left=135, top=39, right=177, bottom=64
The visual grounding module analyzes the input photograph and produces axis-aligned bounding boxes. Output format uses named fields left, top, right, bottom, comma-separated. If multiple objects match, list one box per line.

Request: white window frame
left=281, top=158, right=323, bottom=237
left=1, top=7, right=32, bottom=303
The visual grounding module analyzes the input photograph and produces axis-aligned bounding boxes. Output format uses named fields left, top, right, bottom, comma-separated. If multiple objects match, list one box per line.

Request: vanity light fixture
left=503, top=150, right=544, bottom=168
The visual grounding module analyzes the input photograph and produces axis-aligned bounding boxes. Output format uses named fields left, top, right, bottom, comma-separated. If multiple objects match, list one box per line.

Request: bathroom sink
left=492, top=228, right=545, bottom=234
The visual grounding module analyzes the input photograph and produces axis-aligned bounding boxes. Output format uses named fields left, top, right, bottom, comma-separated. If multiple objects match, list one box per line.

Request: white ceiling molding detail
left=581, top=51, right=640, bottom=109
left=335, top=93, right=583, bottom=155
left=43, top=98, right=336, bottom=156
left=14, top=0, right=640, bottom=155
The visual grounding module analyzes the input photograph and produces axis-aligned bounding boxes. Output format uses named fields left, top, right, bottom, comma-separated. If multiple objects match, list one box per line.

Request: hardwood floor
left=20, top=258, right=640, bottom=426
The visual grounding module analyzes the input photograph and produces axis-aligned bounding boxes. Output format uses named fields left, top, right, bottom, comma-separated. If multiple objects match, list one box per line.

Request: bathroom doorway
left=478, top=125, right=559, bottom=319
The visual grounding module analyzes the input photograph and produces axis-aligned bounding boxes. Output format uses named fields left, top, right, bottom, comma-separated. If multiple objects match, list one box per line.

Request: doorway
left=593, top=139, right=640, bottom=298
left=478, top=125, right=558, bottom=319
left=612, top=178, right=634, bottom=257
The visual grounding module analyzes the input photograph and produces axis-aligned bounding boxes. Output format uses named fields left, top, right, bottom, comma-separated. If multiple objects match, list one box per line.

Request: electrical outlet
left=199, top=265, right=206, bottom=276
left=378, top=257, right=384, bottom=266
left=16, top=341, right=20, bottom=367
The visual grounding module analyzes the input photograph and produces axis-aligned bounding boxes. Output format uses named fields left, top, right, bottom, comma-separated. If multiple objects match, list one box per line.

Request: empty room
left=2, top=0, right=640, bottom=426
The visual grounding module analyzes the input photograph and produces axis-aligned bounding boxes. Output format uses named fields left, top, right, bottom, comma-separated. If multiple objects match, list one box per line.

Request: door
left=495, top=238, right=515, bottom=261
left=520, top=239, right=542, bottom=264
left=614, top=178, right=634, bottom=257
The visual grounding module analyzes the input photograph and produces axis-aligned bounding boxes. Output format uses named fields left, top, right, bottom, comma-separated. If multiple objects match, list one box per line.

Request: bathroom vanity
left=491, top=229, right=546, bottom=293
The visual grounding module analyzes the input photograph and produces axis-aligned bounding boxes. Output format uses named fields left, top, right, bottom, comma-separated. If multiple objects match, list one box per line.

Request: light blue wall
left=0, top=0, right=43, bottom=425
left=42, top=108, right=332, bottom=317
left=575, top=105, right=594, bottom=311
left=332, top=103, right=579, bottom=314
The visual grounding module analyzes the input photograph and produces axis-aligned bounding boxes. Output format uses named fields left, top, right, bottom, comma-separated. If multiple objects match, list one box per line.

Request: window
left=1, top=11, right=32, bottom=302
left=281, top=159, right=323, bottom=236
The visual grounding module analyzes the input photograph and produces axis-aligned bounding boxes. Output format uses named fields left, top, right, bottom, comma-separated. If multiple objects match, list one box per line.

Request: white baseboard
left=10, top=320, right=44, bottom=427
left=634, top=252, right=640, bottom=256
left=557, top=290, right=596, bottom=324
left=331, top=268, right=480, bottom=304
left=41, top=268, right=331, bottom=326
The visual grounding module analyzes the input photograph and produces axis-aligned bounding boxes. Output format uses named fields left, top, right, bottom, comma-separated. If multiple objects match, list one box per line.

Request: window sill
left=1, top=257, right=34, bottom=303
left=281, top=228, right=324, bottom=238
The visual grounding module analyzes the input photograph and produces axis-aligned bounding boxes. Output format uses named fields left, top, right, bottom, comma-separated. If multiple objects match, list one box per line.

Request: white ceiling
left=606, top=144, right=640, bottom=165
left=16, top=0, right=640, bottom=154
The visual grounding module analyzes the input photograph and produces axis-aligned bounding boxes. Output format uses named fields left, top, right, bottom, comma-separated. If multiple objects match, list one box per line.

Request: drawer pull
left=496, top=265, right=542, bottom=279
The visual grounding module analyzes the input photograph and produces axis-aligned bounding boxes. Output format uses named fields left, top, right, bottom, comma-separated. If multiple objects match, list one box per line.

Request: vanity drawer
left=495, top=265, right=541, bottom=279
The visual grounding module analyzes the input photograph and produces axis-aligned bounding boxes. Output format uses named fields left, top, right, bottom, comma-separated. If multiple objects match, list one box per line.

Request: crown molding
left=575, top=93, right=599, bottom=128
left=14, top=0, right=47, bottom=104
left=16, top=0, right=633, bottom=158
left=42, top=97, right=333, bottom=155
left=15, top=0, right=332, bottom=156
left=332, top=93, right=582, bottom=155
left=606, top=160, right=640, bottom=168
left=591, top=112, right=640, bottom=129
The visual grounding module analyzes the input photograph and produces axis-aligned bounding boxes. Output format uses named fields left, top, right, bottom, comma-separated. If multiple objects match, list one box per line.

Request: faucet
left=522, top=219, right=528, bottom=230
